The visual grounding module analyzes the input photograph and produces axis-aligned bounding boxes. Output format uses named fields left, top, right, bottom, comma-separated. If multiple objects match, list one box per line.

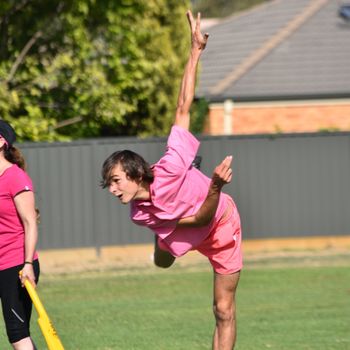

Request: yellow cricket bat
left=22, top=276, right=65, bottom=350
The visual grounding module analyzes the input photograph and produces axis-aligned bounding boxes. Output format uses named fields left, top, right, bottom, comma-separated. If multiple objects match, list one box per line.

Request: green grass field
left=1, top=255, right=349, bottom=349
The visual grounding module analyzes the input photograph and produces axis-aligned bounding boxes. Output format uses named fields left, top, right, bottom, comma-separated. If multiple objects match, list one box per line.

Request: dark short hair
left=100, top=150, right=154, bottom=188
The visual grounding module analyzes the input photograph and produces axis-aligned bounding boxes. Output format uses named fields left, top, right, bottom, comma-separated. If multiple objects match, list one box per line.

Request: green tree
left=190, top=97, right=208, bottom=135
left=0, top=0, right=190, bottom=141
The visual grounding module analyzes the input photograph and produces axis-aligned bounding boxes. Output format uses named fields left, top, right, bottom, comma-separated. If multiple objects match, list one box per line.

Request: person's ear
left=0, top=137, right=6, bottom=149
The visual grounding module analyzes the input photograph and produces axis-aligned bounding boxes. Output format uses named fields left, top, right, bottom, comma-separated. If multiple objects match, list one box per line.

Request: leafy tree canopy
left=0, top=0, right=190, bottom=141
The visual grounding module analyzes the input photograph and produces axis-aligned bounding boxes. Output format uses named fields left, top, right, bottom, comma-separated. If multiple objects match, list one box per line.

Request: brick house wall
left=204, top=99, right=350, bottom=135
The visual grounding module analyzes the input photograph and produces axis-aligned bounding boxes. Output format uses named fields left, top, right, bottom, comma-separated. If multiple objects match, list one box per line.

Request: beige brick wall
left=204, top=101, right=350, bottom=135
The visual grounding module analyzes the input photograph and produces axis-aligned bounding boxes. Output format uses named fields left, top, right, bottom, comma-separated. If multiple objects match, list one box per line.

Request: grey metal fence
left=20, top=131, right=350, bottom=250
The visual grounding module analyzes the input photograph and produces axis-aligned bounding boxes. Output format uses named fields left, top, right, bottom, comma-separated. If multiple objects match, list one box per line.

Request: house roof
left=196, top=0, right=350, bottom=102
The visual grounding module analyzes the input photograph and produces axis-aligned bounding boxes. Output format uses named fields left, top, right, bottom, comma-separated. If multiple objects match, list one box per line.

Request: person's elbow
left=193, top=213, right=212, bottom=227
left=21, top=215, right=37, bottom=232
left=177, top=214, right=210, bottom=228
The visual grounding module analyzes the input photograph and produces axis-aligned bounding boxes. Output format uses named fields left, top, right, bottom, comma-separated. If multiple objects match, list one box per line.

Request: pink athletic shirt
left=131, top=125, right=235, bottom=257
left=0, top=164, right=38, bottom=270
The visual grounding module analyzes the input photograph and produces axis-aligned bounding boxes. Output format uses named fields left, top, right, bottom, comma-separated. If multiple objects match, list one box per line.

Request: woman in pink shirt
left=0, top=120, right=39, bottom=350
left=101, top=11, right=242, bottom=350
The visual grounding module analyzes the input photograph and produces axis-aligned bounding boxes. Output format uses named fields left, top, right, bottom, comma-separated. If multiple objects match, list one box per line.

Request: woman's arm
left=174, top=10, right=209, bottom=130
left=177, top=156, right=233, bottom=228
left=14, top=191, right=38, bottom=287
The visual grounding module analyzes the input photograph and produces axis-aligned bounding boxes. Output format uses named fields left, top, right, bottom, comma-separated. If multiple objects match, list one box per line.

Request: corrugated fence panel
left=203, top=133, right=350, bottom=239
left=22, top=142, right=96, bottom=249
left=20, top=132, right=350, bottom=250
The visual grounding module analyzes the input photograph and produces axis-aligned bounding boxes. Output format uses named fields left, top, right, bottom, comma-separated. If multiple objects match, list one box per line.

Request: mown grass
left=0, top=259, right=349, bottom=349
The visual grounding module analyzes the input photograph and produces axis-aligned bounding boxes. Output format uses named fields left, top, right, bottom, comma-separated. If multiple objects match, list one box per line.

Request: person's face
left=108, top=163, right=141, bottom=204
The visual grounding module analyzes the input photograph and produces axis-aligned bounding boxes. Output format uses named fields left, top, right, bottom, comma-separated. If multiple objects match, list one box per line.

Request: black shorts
left=0, top=260, right=40, bottom=343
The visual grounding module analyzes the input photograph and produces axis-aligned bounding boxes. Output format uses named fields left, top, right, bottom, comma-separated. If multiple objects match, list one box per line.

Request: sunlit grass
left=0, top=261, right=349, bottom=349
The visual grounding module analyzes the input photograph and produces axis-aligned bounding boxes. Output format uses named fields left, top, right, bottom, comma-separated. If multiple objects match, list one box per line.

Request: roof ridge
left=210, top=0, right=330, bottom=96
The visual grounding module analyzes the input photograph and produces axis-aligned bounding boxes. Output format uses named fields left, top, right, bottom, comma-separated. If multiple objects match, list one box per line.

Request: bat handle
left=19, top=271, right=46, bottom=316
left=19, top=271, right=65, bottom=350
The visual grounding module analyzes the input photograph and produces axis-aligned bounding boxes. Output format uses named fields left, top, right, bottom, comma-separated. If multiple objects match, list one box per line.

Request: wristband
left=24, top=261, right=33, bottom=265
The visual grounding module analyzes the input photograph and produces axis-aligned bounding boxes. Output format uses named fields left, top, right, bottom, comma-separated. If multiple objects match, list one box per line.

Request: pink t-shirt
left=131, top=125, right=233, bottom=257
left=0, top=164, right=38, bottom=270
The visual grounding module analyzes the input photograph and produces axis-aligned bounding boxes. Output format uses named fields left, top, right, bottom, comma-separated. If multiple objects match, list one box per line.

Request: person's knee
left=213, top=301, right=235, bottom=323
left=154, top=252, right=176, bottom=268
left=153, top=237, right=176, bottom=268
left=8, top=326, right=30, bottom=345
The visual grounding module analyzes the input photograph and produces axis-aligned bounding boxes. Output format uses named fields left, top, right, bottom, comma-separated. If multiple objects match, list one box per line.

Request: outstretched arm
left=174, top=10, right=209, bottom=130
left=177, top=156, right=233, bottom=227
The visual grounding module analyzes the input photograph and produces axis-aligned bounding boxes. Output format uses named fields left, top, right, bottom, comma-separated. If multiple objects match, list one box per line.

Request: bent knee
left=154, top=253, right=176, bottom=268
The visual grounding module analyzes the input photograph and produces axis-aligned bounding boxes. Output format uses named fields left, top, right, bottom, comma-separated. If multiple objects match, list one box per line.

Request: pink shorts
left=195, top=198, right=243, bottom=274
